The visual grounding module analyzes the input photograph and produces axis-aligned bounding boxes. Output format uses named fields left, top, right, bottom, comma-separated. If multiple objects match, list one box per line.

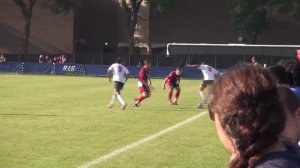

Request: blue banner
left=54, top=63, right=84, bottom=75
left=127, top=66, right=140, bottom=78
left=85, top=65, right=109, bottom=76
left=0, top=62, right=223, bottom=79
left=23, top=62, right=53, bottom=74
left=182, top=68, right=202, bottom=78
left=0, top=62, right=23, bottom=73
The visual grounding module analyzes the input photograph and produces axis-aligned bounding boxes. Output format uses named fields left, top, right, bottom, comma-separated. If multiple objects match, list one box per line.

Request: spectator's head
left=278, top=85, right=300, bottom=144
left=116, top=57, right=124, bottom=64
left=39, top=55, right=44, bottom=58
left=144, top=59, right=151, bottom=67
left=251, top=56, right=257, bottom=64
left=280, top=60, right=300, bottom=87
left=266, top=65, right=289, bottom=85
left=175, top=67, right=182, bottom=75
left=286, top=61, right=300, bottom=87
left=209, top=64, right=285, bottom=168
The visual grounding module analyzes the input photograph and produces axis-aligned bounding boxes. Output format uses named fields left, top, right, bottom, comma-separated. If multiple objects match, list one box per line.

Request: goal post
left=166, top=43, right=300, bottom=68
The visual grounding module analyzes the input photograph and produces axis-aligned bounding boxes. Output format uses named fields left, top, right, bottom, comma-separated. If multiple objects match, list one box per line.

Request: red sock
left=175, top=91, right=180, bottom=98
left=137, top=95, right=145, bottom=103
left=168, top=92, right=172, bottom=100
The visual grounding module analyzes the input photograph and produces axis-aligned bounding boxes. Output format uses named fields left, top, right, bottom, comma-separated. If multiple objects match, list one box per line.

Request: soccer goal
left=166, top=43, right=300, bottom=68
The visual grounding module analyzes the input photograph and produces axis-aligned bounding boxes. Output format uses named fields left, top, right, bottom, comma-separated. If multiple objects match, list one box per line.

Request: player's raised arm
left=185, top=64, right=200, bottom=68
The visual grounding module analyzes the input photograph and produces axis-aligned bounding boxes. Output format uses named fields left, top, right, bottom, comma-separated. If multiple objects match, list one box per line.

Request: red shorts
left=167, top=79, right=179, bottom=88
left=139, top=84, right=150, bottom=93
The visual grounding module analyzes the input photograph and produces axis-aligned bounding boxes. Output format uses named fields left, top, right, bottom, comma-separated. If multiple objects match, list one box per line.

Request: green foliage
left=0, top=75, right=228, bottom=167
left=40, top=0, right=77, bottom=15
left=231, top=0, right=267, bottom=43
left=151, top=0, right=176, bottom=12
left=231, top=0, right=300, bottom=43
left=266, top=0, right=300, bottom=16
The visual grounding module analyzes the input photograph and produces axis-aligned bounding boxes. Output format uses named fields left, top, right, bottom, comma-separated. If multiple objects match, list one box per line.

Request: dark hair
left=284, top=60, right=300, bottom=87
left=209, top=64, right=285, bottom=168
left=116, top=57, right=124, bottom=64
left=144, top=59, right=151, bottom=65
left=277, top=85, right=300, bottom=115
left=266, top=65, right=289, bottom=85
left=176, top=67, right=182, bottom=71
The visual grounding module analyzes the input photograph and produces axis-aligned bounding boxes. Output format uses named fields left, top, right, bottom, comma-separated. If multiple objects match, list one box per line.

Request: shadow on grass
left=0, top=113, right=86, bottom=117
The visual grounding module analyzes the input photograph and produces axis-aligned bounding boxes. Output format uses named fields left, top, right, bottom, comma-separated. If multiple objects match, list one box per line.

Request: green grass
left=0, top=74, right=229, bottom=168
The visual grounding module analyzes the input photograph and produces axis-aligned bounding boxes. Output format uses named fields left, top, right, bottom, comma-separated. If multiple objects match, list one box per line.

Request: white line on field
left=78, top=111, right=208, bottom=168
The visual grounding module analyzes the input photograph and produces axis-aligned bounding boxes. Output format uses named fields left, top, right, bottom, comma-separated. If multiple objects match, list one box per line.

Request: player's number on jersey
left=208, top=67, right=212, bottom=72
left=117, top=66, right=123, bottom=72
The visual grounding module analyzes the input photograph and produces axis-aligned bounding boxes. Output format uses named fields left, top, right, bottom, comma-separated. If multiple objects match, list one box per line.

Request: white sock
left=117, top=94, right=125, bottom=105
left=109, top=95, right=116, bottom=105
left=199, top=91, right=205, bottom=101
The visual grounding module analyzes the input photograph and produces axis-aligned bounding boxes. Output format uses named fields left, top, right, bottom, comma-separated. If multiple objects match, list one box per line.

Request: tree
left=119, top=0, right=144, bottom=56
left=231, top=0, right=300, bottom=44
left=13, top=0, right=75, bottom=54
left=13, top=0, right=37, bottom=54
left=266, top=0, right=300, bottom=17
left=118, top=0, right=175, bottom=56
left=231, top=0, right=267, bottom=43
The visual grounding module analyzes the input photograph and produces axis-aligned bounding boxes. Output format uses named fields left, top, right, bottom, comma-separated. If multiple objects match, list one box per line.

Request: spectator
left=57, top=55, right=67, bottom=64
left=0, top=54, right=6, bottom=63
left=45, top=55, right=52, bottom=63
left=251, top=56, right=259, bottom=66
left=208, top=64, right=300, bottom=168
left=267, top=65, right=289, bottom=85
left=277, top=85, right=300, bottom=145
left=279, top=60, right=300, bottom=98
left=53, top=57, right=58, bottom=64
left=38, top=55, right=45, bottom=63
left=61, top=55, right=67, bottom=64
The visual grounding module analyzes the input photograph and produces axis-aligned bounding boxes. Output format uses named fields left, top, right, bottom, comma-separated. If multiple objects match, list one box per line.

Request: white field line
left=78, top=111, right=208, bottom=168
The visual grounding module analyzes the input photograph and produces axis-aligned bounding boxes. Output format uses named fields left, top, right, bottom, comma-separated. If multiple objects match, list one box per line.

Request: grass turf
left=0, top=74, right=229, bottom=168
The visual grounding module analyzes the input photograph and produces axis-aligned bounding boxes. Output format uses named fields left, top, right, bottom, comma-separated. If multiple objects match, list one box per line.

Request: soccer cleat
left=133, top=98, right=141, bottom=106
left=172, top=101, right=178, bottom=105
left=132, top=103, right=140, bottom=107
left=197, top=103, right=204, bottom=109
left=121, top=103, right=127, bottom=110
left=107, top=104, right=114, bottom=108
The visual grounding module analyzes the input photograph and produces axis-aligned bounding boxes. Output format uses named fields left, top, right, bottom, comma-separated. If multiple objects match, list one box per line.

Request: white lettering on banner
left=63, top=65, right=76, bottom=72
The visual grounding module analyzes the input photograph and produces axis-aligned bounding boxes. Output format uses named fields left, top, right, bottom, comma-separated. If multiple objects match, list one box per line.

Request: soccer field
left=0, top=74, right=229, bottom=168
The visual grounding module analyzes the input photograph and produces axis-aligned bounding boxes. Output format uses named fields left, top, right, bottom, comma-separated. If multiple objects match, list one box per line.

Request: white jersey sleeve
left=108, top=64, right=114, bottom=72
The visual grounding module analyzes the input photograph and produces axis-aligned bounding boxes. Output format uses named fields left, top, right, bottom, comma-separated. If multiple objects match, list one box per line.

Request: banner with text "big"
left=54, top=63, right=84, bottom=75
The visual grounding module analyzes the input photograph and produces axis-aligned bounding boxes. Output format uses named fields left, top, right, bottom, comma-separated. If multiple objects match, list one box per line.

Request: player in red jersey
left=162, top=67, right=182, bottom=105
left=133, top=60, right=152, bottom=107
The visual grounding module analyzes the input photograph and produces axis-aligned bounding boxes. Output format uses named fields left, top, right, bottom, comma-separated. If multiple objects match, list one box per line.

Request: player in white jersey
left=186, top=63, right=219, bottom=108
left=107, top=57, right=130, bottom=110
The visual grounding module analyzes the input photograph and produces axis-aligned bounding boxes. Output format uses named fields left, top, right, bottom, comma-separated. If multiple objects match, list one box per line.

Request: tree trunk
left=24, top=17, right=31, bottom=54
left=128, top=9, right=139, bottom=56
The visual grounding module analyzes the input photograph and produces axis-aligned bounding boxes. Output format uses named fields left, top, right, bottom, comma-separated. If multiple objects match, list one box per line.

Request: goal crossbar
left=167, top=43, right=300, bottom=57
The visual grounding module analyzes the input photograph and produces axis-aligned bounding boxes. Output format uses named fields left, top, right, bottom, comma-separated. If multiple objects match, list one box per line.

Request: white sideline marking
left=78, top=111, right=208, bottom=168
